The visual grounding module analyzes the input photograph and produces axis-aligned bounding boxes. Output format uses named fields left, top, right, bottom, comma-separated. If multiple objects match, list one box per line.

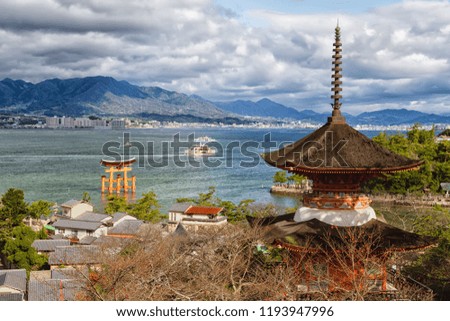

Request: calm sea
left=0, top=127, right=383, bottom=213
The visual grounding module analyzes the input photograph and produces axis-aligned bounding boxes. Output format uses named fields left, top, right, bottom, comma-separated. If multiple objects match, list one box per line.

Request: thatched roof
left=248, top=215, right=436, bottom=253
left=261, top=121, right=422, bottom=174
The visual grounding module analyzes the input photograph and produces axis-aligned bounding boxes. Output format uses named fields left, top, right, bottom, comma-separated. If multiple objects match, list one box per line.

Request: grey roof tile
left=0, top=269, right=27, bottom=292
left=51, top=267, right=86, bottom=280
left=53, top=219, right=102, bottom=231
left=48, top=246, right=100, bottom=265
left=28, top=279, right=82, bottom=301
left=112, top=212, right=128, bottom=223
left=0, top=293, right=24, bottom=301
left=32, top=239, right=71, bottom=252
left=108, top=220, right=143, bottom=235
left=79, top=235, right=97, bottom=245
left=169, top=203, right=192, bottom=213
left=60, top=199, right=81, bottom=208
left=75, top=212, right=111, bottom=222
left=174, top=223, right=187, bottom=236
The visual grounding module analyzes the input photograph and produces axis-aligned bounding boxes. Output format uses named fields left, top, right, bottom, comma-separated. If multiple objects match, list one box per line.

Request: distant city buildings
left=45, top=116, right=110, bottom=129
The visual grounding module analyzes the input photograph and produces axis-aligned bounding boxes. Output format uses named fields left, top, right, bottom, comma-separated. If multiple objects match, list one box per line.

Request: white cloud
left=0, top=0, right=449, bottom=114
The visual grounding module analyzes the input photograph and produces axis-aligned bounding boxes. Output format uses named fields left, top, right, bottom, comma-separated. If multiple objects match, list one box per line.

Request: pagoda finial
left=329, top=23, right=345, bottom=123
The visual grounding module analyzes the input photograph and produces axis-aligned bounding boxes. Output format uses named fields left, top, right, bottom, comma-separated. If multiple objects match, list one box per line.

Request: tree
left=0, top=188, right=30, bottom=260
left=28, top=200, right=53, bottom=220
left=404, top=206, right=450, bottom=299
left=3, top=225, right=47, bottom=271
left=75, top=223, right=431, bottom=301
left=104, top=195, right=128, bottom=214
left=287, top=173, right=306, bottom=186
left=219, top=199, right=254, bottom=223
left=0, top=188, right=29, bottom=226
left=129, top=191, right=165, bottom=223
left=82, top=192, right=91, bottom=203
left=366, top=126, right=449, bottom=195
left=273, top=171, right=287, bottom=185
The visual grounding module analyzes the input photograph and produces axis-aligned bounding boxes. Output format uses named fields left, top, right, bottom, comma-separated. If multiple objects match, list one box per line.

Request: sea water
left=0, top=127, right=383, bottom=212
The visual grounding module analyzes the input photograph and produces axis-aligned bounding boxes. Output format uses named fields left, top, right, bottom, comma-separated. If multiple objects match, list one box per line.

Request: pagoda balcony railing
left=303, top=193, right=372, bottom=210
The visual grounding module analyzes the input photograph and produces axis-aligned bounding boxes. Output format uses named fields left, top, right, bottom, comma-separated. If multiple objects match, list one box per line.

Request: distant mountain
left=214, top=98, right=450, bottom=125
left=356, top=109, right=450, bottom=126
left=1, top=76, right=449, bottom=125
left=215, top=98, right=322, bottom=120
left=0, top=76, right=228, bottom=119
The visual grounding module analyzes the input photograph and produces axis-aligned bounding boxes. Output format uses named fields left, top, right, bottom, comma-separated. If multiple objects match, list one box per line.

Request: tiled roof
left=0, top=293, right=23, bottom=301
left=79, top=235, right=97, bottom=245
left=75, top=212, right=111, bottom=222
left=28, top=279, right=82, bottom=301
left=60, top=199, right=81, bottom=208
left=185, top=206, right=223, bottom=215
left=108, top=220, right=143, bottom=235
left=112, top=212, right=128, bottom=223
left=48, top=246, right=100, bottom=265
left=32, top=239, right=70, bottom=252
left=0, top=269, right=27, bottom=292
left=53, top=219, right=102, bottom=231
left=174, top=223, right=187, bottom=236
left=92, top=236, right=134, bottom=247
left=169, top=203, right=192, bottom=213
left=51, top=267, right=85, bottom=280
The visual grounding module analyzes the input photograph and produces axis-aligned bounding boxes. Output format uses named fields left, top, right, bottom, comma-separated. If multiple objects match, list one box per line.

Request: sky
left=0, top=0, right=450, bottom=115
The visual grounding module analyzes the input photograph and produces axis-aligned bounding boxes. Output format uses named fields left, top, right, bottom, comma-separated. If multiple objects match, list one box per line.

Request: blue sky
left=0, top=0, right=449, bottom=115
left=216, top=0, right=400, bottom=15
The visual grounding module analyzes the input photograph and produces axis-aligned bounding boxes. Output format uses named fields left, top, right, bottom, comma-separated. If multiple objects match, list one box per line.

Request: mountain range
left=1, top=76, right=449, bottom=126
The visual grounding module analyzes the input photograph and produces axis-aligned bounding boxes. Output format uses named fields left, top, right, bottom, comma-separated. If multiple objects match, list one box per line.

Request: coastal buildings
left=60, top=200, right=94, bottom=219
left=52, top=199, right=142, bottom=242
left=168, top=203, right=227, bottom=232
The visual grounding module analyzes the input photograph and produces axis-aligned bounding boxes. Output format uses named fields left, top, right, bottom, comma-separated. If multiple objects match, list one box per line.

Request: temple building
left=254, top=25, right=436, bottom=299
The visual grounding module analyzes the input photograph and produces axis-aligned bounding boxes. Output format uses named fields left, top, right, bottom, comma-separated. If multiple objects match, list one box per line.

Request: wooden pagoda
left=255, top=25, right=436, bottom=299
left=100, top=157, right=136, bottom=194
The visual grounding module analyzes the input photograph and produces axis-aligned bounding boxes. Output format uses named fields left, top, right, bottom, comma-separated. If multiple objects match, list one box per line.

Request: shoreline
left=270, top=186, right=450, bottom=208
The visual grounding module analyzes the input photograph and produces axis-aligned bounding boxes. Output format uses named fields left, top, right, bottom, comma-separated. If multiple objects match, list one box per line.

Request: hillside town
left=0, top=197, right=228, bottom=301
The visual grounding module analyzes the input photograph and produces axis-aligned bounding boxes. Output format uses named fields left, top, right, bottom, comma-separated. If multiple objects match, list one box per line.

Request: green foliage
left=0, top=188, right=53, bottom=266
left=403, top=206, right=450, bottom=299
left=177, top=186, right=255, bottom=223
left=36, top=228, right=48, bottom=240
left=219, top=199, right=254, bottom=223
left=366, top=126, right=450, bottom=195
left=82, top=192, right=91, bottom=203
left=28, top=200, right=53, bottom=219
left=104, top=195, right=128, bottom=214
left=3, top=225, right=47, bottom=271
left=413, top=205, right=450, bottom=241
left=273, top=171, right=287, bottom=184
left=129, top=191, right=165, bottom=223
left=287, top=173, right=307, bottom=185
left=104, top=192, right=165, bottom=223
left=0, top=188, right=29, bottom=225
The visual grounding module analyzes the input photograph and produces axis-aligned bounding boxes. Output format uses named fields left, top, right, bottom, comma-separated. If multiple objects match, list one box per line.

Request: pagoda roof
left=262, top=25, right=422, bottom=174
left=262, top=120, right=423, bottom=174
left=248, top=214, right=437, bottom=253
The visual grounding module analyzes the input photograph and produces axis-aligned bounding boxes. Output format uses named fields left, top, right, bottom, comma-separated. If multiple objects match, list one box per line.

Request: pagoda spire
left=329, top=23, right=345, bottom=123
